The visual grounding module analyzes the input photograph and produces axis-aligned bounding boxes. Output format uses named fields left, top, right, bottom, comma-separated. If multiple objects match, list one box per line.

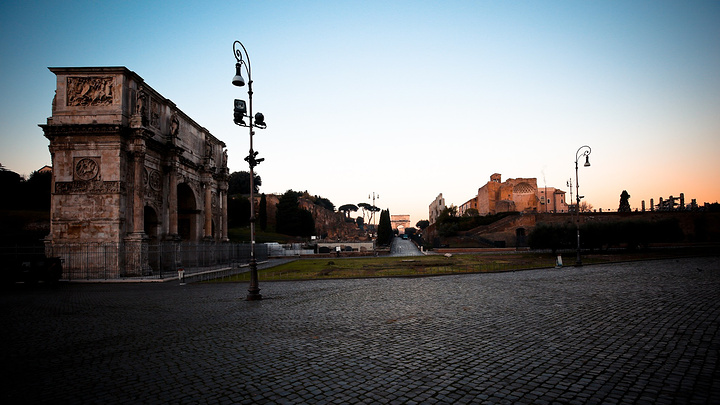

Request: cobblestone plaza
left=2, top=257, right=718, bottom=404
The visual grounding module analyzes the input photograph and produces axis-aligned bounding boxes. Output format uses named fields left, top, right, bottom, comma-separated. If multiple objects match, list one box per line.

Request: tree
left=436, top=206, right=460, bottom=237
left=416, top=220, right=430, bottom=231
left=276, top=190, right=315, bottom=237
left=356, top=216, right=365, bottom=231
left=228, top=171, right=261, bottom=195
left=463, top=208, right=479, bottom=217
left=357, top=202, right=372, bottom=222
left=579, top=201, right=594, bottom=213
left=528, top=223, right=574, bottom=254
left=0, top=167, right=51, bottom=211
left=376, top=209, right=393, bottom=245
left=311, top=195, right=335, bottom=211
left=0, top=168, right=23, bottom=210
left=259, top=193, right=268, bottom=231
left=338, top=204, right=358, bottom=220
left=439, top=205, right=457, bottom=219
left=618, top=190, right=631, bottom=212
left=227, top=196, right=250, bottom=228
left=24, top=170, right=52, bottom=210
left=357, top=202, right=381, bottom=224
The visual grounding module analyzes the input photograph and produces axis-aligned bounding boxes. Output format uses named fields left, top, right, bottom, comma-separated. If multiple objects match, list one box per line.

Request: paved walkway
left=1, top=257, right=718, bottom=404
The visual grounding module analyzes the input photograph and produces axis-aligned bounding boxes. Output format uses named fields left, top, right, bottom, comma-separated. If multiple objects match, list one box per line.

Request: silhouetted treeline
left=0, top=168, right=51, bottom=211
left=528, top=219, right=684, bottom=253
left=275, top=190, right=315, bottom=237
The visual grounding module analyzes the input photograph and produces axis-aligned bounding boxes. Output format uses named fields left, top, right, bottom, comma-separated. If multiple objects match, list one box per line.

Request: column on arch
left=167, top=162, right=178, bottom=236
left=131, top=137, right=146, bottom=234
left=221, top=187, right=228, bottom=241
left=203, top=176, right=213, bottom=239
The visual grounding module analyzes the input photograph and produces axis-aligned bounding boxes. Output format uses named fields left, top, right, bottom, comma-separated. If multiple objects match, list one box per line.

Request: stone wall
left=429, top=193, right=446, bottom=225
left=425, top=211, right=720, bottom=249
left=298, top=198, right=365, bottom=240
left=41, top=67, right=229, bottom=276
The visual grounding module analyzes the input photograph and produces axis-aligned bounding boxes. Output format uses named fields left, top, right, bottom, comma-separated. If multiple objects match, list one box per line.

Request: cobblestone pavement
left=1, top=257, right=718, bottom=404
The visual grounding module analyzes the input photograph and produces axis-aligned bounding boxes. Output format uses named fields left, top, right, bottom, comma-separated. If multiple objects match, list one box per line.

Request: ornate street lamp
left=233, top=40, right=266, bottom=300
left=574, top=145, right=591, bottom=266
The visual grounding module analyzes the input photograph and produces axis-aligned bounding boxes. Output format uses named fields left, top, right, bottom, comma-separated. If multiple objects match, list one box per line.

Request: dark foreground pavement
left=1, top=257, right=719, bottom=404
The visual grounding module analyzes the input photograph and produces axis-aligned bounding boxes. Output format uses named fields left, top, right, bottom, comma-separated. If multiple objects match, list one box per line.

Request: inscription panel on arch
left=55, top=181, right=124, bottom=195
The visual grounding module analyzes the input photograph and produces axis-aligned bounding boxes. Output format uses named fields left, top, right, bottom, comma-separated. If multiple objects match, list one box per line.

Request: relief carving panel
left=67, top=77, right=113, bottom=106
left=151, top=98, right=160, bottom=127
left=74, top=157, right=100, bottom=181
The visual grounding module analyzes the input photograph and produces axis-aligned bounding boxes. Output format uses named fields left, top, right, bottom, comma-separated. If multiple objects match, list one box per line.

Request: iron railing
left=1, top=242, right=268, bottom=281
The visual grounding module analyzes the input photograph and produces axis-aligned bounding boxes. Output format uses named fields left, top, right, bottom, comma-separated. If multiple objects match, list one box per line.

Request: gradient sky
left=1, top=1, right=719, bottom=225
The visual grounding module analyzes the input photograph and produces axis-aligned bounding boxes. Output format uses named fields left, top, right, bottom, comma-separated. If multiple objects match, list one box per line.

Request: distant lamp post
left=233, top=40, right=266, bottom=301
left=574, top=145, right=591, bottom=266
left=368, top=192, right=380, bottom=227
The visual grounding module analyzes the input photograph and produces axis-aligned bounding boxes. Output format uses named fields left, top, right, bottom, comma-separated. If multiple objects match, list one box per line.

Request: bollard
left=178, top=267, right=185, bottom=285
left=556, top=255, right=563, bottom=268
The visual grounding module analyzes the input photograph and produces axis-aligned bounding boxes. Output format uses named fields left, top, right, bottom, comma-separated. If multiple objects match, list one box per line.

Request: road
left=390, top=236, right=424, bottom=256
left=1, top=257, right=718, bottom=404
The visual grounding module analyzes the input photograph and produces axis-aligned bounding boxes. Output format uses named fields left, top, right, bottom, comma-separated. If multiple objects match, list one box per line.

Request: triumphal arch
left=41, top=67, right=229, bottom=277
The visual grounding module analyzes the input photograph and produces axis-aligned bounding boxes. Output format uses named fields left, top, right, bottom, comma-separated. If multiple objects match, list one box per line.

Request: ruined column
left=650, top=198, right=654, bottom=212
left=641, top=200, right=646, bottom=212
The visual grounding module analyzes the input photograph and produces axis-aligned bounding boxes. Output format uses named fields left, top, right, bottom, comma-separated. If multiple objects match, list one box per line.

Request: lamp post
left=232, top=40, right=267, bottom=301
left=368, top=192, right=380, bottom=227
left=574, top=145, right=591, bottom=266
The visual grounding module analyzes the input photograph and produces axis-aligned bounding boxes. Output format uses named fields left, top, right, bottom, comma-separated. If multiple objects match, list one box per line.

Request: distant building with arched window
left=473, top=173, right=568, bottom=215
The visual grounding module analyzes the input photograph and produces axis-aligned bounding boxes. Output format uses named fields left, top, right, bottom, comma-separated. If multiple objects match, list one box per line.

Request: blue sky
left=1, top=1, right=719, bottom=224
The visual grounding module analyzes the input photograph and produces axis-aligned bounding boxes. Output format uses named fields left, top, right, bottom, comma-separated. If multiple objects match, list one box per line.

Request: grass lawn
left=217, top=248, right=714, bottom=283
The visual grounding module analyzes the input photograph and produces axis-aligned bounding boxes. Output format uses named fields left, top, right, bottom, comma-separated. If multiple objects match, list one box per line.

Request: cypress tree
left=377, top=209, right=393, bottom=245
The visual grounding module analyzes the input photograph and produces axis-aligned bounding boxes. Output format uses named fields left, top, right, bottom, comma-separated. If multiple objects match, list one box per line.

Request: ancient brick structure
left=477, top=173, right=540, bottom=215
left=40, top=67, right=229, bottom=276
left=429, top=193, right=446, bottom=225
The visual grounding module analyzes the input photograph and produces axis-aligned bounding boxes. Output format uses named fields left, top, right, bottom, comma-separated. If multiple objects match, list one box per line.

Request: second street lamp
left=233, top=40, right=266, bottom=301
left=574, top=145, right=591, bottom=266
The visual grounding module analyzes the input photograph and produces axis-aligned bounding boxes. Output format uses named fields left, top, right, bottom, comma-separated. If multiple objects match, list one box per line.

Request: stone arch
left=177, top=182, right=199, bottom=241
left=144, top=205, right=159, bottom=241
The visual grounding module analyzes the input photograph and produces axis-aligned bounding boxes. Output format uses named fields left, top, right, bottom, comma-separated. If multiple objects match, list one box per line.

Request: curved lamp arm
left=233, top=40, right=251, bottom=82
left=575, top=145, right=591, bottom=167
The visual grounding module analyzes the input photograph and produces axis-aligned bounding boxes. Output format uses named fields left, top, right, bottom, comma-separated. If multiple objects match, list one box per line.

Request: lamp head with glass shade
left=232, top=63, right=245, bottom=87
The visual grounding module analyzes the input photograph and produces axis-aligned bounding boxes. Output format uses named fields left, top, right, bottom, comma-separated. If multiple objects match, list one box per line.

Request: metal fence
left=1, top=242, right=269, bottom=281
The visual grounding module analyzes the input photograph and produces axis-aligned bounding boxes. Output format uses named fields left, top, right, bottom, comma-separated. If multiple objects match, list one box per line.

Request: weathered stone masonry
left=41, top=67, right=229, bottom=277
